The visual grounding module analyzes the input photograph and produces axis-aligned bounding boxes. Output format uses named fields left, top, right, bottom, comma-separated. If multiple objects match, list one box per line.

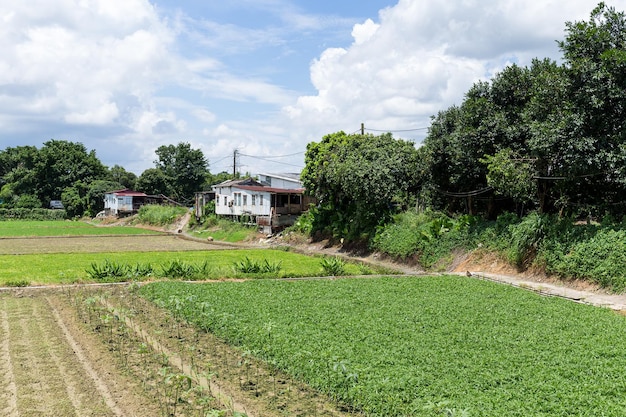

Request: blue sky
left=0, top=0, right=621, bottom=176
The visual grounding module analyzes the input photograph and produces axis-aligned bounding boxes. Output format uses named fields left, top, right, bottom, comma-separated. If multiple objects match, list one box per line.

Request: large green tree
left=302, top=132, right=420, bottom=239
left=148, top=142, right=209, bottom=202
left=33, top=140, right=107, bottom=205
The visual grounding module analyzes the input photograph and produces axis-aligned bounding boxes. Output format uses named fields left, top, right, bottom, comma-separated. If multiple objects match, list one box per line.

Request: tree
left=108, top=165, right=137, bottom=190
left=0, top=146, right=38, bottom=205
left=33, top=140, right=107, bottom=205
left=136, top=168, right=172, bottom=196
left=556, top=2, right=626, bottom=213
left=302, top=132, right=420, bottom=239
left=153, top=142, right=209, bottom=202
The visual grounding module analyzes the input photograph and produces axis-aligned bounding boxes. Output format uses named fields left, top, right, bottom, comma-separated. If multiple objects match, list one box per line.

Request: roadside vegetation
left=189, top=212, right=260, bottom=243
left=368, top=210, right=626, bottom=291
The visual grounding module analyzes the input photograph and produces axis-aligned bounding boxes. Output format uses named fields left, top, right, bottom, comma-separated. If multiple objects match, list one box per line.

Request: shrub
left=137, top=204, right=188, bottom=226
left=0, top=208, right=66, bottom=220
left=320, top=256, right=346, bottom=276
left=233, top=257, right=283, bottom=274
left=551, top=229, right=626, bottom=291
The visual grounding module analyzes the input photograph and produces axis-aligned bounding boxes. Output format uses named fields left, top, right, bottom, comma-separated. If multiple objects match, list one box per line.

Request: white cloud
left=282, top=0, right=619, bottom=148
left=1, top=0, right=625, bottom=178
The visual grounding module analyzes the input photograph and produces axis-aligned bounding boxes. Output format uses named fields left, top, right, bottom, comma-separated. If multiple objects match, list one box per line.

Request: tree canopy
left=302, top=131, right=420, bottom=239
left=419, top=3, right=626, bottom=218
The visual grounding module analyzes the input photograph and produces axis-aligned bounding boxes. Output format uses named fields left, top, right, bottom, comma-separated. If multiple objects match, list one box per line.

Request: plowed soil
left=0, top=291, right=160, bottom=417
left=0, top=286, right=356, bottom=417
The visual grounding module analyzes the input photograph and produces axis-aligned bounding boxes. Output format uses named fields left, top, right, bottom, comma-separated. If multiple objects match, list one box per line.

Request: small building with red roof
left=103, top=189, right=149, bottom=216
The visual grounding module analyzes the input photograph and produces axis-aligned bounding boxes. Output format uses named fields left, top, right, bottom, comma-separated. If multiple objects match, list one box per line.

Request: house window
left=234, top=193, right=242, bottom=206
left=252, top=195, right=256, bottom=206
left=223, top=196, right=227, bottom=206
left=259, top=195, right=263, bottom=205
left=243, top=195, right=247, bottom=206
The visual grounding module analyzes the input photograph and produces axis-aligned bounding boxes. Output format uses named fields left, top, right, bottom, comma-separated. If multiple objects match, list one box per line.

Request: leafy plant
left=3, top=279, right=30, bottom=287
left=320, top=256, right=346, bottom=276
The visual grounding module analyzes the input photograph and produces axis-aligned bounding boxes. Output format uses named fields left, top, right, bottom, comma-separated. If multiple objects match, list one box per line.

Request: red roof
left=107, top=189, right=148, bottom=197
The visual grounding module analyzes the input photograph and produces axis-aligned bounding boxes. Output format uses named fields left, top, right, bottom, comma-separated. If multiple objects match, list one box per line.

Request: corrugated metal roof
left=106, top=189, right=148, bottom=197
left=235, top=185, right=305, bottom=194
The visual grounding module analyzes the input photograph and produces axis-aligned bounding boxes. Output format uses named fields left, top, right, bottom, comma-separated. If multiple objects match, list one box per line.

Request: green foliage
left=160, top=259, right=205, bottom=280
left=86, top=259, right=129, bottom=281
left=319, top=256, right=346, bottom=276
left=481, top=148, right=537, bottom=204
left=136, top=204, right=188, bottom=226
left=302, top=131, right=420, bottom=240
left=232, top=257, right=283, bottom=274
left=550, top=229, right=626, bottom=291
left=0, top=208, right=66, bottom=220
left=2, top=279, right=30, bottom=287
left=372, top=211, right=478, bottom=268
left=141, top=277, right=626, bottom=416
left=153, top=142, right=209, bottom=202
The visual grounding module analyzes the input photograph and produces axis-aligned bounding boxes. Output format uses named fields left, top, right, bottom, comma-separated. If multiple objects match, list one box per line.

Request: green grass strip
left=141, top=277, right=626, bottom=416
left=0, top=249, right=371, bottom=285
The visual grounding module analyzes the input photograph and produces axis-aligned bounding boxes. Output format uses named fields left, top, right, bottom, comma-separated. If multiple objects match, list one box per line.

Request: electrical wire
left=365, top=127, right=429, bottom=132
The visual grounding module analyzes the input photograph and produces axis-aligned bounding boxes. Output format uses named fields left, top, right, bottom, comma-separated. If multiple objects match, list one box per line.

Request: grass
left=0, top=249, right=380, bottom=285
left=141, top=276, right=626, bottom=416
left=190, top=217, right=259, bottom=243
left=0, top=220, right=159, bottom=237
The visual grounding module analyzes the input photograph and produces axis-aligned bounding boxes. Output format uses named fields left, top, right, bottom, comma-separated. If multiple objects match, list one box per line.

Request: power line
left=240, top=151, right=304, bottom=159
left=436, top=186, right=493, bottom=198
left=365, top=127, right=429, bottom=133
left=240, top=154, right=303, bottom=168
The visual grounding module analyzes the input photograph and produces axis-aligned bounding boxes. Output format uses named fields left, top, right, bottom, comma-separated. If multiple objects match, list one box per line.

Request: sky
left=0, top=0, right=623, bottom=176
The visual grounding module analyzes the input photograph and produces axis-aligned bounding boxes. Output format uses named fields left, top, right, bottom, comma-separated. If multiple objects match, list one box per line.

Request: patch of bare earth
left=0, top=234, right=230, bottom=255
left=0, top=291, right=160, bottom=417
left=90, top=285, right=358, bottom=417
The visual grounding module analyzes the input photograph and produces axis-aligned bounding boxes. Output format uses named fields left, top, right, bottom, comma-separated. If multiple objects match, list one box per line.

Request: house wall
left=104, top=193, right=119, bottom=214
left=259, top=174, right=301, bottom=190
left=214, top=187, right=272, bottom=217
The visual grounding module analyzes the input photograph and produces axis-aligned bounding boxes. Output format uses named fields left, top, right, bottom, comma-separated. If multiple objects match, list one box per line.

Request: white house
left=257, top=172, right=302, bottom=190
left=211, top=174, right=313, bottom=233
left=104, top=189, right=148, bottom=216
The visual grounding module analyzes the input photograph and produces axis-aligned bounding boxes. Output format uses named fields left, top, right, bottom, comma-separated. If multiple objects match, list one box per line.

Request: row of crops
left=140, top=276, right=626, bottom=416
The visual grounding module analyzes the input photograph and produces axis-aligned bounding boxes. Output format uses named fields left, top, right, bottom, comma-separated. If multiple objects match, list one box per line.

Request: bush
left=233, top=257, right=283, bottom=274
left=320, top=256, right=346, bottom=276
left=551, top=229, right=626, bottom=291
left=0, top=208, right=66, bottom=220
left=137, top=204, right=188, bottom=226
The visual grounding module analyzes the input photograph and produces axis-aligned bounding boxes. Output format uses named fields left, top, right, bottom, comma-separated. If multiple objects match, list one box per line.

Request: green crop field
left=0, top=220, right=160, bottom=237
left=141, top=276, right=626, bottom=416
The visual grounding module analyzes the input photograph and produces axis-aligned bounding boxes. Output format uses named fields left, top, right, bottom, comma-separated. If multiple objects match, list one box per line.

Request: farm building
left=209, top=174, right=313, bottom=233
left=103, top=189, right=149, bottom=216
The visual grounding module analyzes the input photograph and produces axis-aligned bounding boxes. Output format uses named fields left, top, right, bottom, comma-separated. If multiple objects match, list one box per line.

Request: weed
left=320, top=256, right=345, bottom=276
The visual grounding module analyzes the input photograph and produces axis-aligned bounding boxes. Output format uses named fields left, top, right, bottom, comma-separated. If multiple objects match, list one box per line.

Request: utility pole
left=361, top=122, right=365, bottom=135
left=232, top=149, right=238, bottom=177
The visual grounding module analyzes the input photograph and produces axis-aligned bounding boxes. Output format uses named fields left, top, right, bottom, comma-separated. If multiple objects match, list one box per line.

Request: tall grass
left=372, top=210, right=626, bottom=291
left=136, top=204, right=188, bottom=226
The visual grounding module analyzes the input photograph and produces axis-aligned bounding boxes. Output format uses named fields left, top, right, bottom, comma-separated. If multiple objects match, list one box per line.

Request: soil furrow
left=0, top=297, right=18, bottom=417
left=47, top=296, right=126, bottom=417
left=10, top=296, right=70, bottom=416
